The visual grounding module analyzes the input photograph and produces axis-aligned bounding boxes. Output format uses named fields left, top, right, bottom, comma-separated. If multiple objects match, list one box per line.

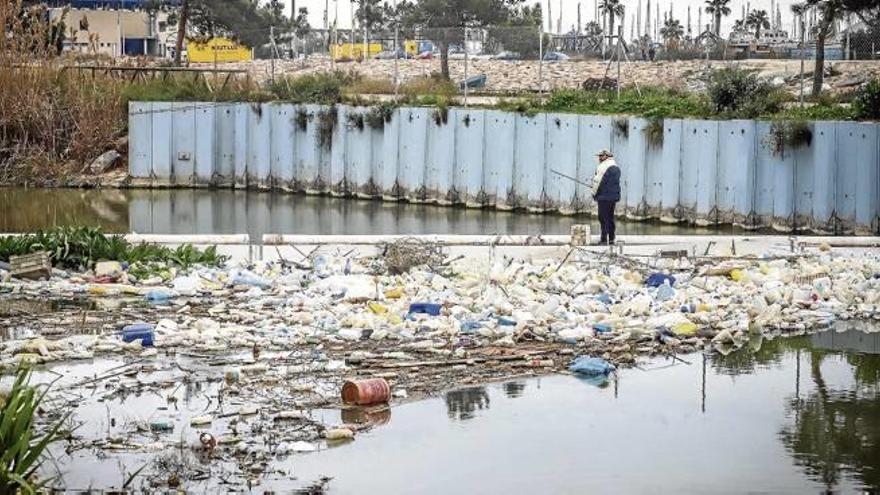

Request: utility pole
left=645, top=0, right=651, bottom=39
left=577, top=3, right=582, bottom=33
left=548, top=0, right=553, bottom=34
left=557, top=0, right=562, bottom=35
left=637, top=0, right=642, bottom=39
left=174, top=0, right=189, bottom=66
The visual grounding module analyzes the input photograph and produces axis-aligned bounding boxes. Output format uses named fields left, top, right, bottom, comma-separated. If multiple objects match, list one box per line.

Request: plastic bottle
left=656, top=280, right=675, bottom=302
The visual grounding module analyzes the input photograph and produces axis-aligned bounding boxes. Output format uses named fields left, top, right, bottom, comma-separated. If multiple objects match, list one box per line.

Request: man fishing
left=591, top=150, right=621, bottom=245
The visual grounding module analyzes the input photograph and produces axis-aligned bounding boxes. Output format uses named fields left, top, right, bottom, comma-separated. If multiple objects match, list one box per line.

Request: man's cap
left=596, top=149, right=613, bottom=157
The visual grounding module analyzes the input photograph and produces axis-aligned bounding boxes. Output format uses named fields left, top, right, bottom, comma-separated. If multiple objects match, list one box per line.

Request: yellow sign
left=187, top=37, right=253, bottom=63
left=330, top=42, right=383, bottom=61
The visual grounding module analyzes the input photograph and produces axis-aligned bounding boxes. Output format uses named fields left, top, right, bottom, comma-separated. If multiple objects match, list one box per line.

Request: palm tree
left=599, top=0, right=625, bottom=37
left=746, top=9, right=771, bottom=38
left=794, top=1, right=847, bottom=97
left=704, top=0, right=732, bottom=37
left=732, top=19, right=747, bottom=33
left=660, top=18, right=684, bottom=52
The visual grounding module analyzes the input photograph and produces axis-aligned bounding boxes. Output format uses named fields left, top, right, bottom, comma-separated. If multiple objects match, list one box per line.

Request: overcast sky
left=279, top=0, right=803, bottom=35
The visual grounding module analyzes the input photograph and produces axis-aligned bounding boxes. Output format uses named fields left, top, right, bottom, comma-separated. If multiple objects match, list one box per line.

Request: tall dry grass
left=1, top=0, right=127, bottom=181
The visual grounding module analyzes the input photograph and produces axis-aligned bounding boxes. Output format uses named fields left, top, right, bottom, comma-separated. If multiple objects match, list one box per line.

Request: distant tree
left=661, top=18, right=684, bottom=47
left=746, top=9, right=771, bottom=38
left=294, top=7, right=310, bottom=39
left=485, top=3, right=543, bottom=58
left=793, top=0, right=847, bottom=96
left=400, top=0, right=522, bottom=79
left=704, top=0, right=732, bottom=37
left=599, top=0, right=624, bottom=37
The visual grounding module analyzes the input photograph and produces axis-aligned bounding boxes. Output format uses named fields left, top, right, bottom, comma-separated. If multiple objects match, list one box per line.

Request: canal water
left=1, top=187, right=757, bottom=239
left=289, top=328, right=880, bottom=494
left=17, top=325, right=880, bottom=493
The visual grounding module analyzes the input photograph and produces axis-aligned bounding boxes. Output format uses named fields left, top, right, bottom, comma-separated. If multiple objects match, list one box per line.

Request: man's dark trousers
left=598, top=200, right=616, bottom=245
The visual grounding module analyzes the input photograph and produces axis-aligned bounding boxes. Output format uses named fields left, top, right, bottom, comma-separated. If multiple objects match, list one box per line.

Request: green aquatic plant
left=0, top=368, right=67, bottom=495
left=0, top=227, right=227, bottom=271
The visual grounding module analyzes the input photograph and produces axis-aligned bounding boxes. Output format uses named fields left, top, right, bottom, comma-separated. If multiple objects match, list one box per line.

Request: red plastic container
left=341, top=378, right=391, bottom=406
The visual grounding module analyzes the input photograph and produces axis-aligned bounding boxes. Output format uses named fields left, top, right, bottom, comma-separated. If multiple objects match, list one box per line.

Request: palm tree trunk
left=174, top=0, right=189, bottom=66
left=812, top=24, right=828, bottom=97
left=715, top=13, right=721, bottom=37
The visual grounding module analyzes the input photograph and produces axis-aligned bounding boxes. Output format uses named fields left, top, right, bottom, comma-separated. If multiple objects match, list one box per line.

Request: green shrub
left=707, top=68, right=784, bottom=119
left=766, top=120, right=813, bottom=156
left=267, top=71, right=356, bottom=104
left=644, top=118, right=665, bottom=148
left=852, top=80, right=880, bottom=120
left=316, top=106, right=338, bottom=149
left=364, top=102, right=396, bottom=129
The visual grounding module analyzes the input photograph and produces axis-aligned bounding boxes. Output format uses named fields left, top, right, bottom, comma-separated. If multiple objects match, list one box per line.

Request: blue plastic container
left=122, top=323, right=155, bottom=347
left=408, top=303, right=442, bottom=316
left=593, top=323, right=613, bottom=334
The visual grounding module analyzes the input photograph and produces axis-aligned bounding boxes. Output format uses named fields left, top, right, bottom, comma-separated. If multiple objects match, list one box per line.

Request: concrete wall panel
left=214, top=104, right=236, bottom=186
left=612, top=118, right=648, bottom=218
left=851, top=123, right=879, bottom=233
left=658, top=119, right=683, bottom=220
left=398, top=107, right=429, bottom=201
left=247, top=103, right=271, bottom=186
left=811, top=123, right=838, bottom=231
left=718, top=121, right=757, bottom=226
left=270, top=103, right=296, bottom=188
left=426, top=110, right=456, bottom=204
left=150, top=102, right=173, bottom=184
left=194, top=103, right=215, bottom=185
left=545, top=114, right=579, bottom=213
left=344, top=107, right=374, bottom=196
left=128, top=102, right=152, bottom=180
left=514, top=114, right=546, bottom=209
left=296, top=104, right=321, bottom=191
left=836, top=123, right=862, bottom=231
left=377, top=109, right=400, bottom=199
left=484, top=110, right=516, bottom=209
left=233, top=103, right=249, bottom=188
left=755, top=122, right=791, bottom=229
left=453, top=109, right=486, bottom=206
left=328, top=105, right=347, bottom=194
left=171, top=102, right=196, bottom=184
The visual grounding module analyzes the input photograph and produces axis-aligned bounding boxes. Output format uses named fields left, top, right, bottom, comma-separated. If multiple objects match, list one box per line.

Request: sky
left=278, top=0, right=803, bottom=36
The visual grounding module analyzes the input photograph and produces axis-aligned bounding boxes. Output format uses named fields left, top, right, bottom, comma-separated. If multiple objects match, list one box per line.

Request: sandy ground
left=195, top=57, right=880, bottom=94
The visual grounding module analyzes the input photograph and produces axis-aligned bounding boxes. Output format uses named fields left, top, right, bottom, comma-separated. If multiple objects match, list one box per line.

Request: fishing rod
left=550, top=169, right=591, bottom=188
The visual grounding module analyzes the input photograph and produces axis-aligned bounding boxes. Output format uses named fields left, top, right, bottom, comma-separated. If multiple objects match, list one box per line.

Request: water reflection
left=445, top=386, right=490, bottom=421
left=1, top=187, right=750, bottom=238
left=502, top=381, right=526, bottom=398
left=710, top=326, right=880, bottom=491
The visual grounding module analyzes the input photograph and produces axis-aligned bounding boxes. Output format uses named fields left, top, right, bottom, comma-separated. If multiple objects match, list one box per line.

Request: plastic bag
left=568, top=355, right=615, bottom=376
left=645, top=273, right=676, bottom=288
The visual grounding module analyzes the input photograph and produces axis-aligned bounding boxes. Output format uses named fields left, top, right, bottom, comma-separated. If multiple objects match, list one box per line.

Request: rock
left=89, top=150, right=121, bottom=174
left=324, top=428, right=355, bottom=440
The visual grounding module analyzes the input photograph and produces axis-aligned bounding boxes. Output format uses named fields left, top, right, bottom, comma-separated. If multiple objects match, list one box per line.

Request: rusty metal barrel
left=341, top=378, right=391, bottom=406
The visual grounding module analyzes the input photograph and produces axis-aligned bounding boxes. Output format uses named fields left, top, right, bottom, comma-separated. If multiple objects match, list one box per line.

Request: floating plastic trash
left=408, top=303, right=441, bottom=316
left=121, top=323, right=155, bottom=347
left=645, top=273, right=676, bottom=288
left=144, top=289, right=173, bottom=304
left=593, top=323, right=612, bottom=334
left=568, top=356, right=615, bottom=376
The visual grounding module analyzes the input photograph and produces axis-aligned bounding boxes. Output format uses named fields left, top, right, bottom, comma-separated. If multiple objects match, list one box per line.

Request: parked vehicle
left=374, top=49, right=411, bottom=60
left=542, top=51, right=570, bottom=61
left=493, top=51, right=522, bottom=60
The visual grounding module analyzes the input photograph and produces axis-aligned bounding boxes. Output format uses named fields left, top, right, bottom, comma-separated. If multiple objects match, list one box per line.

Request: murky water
left=11, top=324, right=880, bottom=493
left=289, top=328, right=880, bottom=494
left=1, top=187, right=755, bottom=239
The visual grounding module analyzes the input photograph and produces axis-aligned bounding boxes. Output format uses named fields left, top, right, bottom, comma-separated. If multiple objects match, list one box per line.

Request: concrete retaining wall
left=129, top=102, right=880, bottom=234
